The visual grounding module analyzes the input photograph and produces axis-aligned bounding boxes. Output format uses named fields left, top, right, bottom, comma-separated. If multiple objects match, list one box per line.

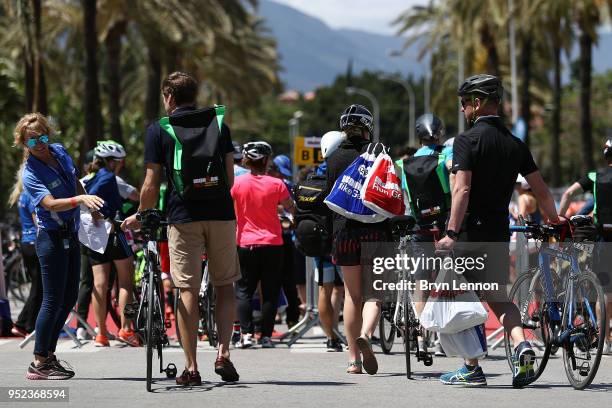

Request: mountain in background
left=259, top=0, right=612, bottom=92
left=258, top=0, right=427, bottom=91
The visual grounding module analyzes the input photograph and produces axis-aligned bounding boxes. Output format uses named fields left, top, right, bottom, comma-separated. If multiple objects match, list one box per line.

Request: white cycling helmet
left=94, top=140, right=126, bottom=159
left=243, top=141, right=272, bottom=161
left=320, top=131, right=346, bottom=159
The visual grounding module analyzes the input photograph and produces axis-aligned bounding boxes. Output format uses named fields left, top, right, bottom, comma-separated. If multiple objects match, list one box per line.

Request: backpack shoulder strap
left=159, top=116, right=184, bottom=195
left=214, top=105, right=226, bottom=131
left=588, top=171, right=597, bottom=223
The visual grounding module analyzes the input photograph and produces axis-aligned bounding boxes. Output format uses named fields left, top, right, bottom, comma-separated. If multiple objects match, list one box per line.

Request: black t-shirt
left=144, top=106, right=235, bottom=223
left=577, top=167, right=612, bottom=226
left=452, top=116, right=538, bottom=227
left=325, top=137, right=386, bottom=234
left=577, top=174, right=595, bottom=192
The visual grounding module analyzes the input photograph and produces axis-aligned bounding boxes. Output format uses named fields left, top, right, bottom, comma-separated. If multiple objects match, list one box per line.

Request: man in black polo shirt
left=436, top=74, right=560, bottom=388
left=123, top=72, right=240, bottom=386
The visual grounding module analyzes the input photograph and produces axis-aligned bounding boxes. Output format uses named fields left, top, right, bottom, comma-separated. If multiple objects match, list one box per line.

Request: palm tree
left=572, top=0, right=612, bottom=173
left=83, top=0, right=103, bottom=157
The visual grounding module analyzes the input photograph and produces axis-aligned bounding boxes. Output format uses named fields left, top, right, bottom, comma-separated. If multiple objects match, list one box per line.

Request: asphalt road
left=1, top=324, right=611, bottom=408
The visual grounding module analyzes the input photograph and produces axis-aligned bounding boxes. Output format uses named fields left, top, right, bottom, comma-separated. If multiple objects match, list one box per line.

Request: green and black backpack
left=397, top=145, right=451, bottom=224
left=159, top=105, right=228, bottom=201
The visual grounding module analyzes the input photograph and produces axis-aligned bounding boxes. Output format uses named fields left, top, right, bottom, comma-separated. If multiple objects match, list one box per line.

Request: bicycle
left=124, top=209, right=176, bottom=392
left=378, top=215, right=437, bottom=379
left=198, top=255, right=218, bottom=347
left=506, top=216, right=607, bottom=390
left=2, top=226, right=31, bottom=303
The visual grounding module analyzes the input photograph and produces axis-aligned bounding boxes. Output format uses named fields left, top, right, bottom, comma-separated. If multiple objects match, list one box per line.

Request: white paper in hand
left=78, top=211, right=112, bottom=254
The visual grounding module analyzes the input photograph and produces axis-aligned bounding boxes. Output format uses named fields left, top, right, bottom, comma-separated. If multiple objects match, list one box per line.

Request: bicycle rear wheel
left=504, top=270, right=552, bottom=382
left=378, top=306, right=395, bottom=354
left=562, top=273, right=606, bottom=390
left=403, top=300, right=412, bottom=379
left=206, top=285, right=218, bottom=348
left=146, top=268, right=155, bottom=392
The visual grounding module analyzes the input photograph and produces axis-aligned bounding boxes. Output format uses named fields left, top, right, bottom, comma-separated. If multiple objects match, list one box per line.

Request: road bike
left=506, top=216, right=607, bottom=390
left=378, top=215, right=437, bottom=378
left=198, top=255, right=217, bottom=347
left=124, top=209, right=176, bottom=392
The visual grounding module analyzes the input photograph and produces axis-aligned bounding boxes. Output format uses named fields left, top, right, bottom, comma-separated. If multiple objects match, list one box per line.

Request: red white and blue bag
left=324, top=143, right=387, bottom=223
left=360, top=146, right=405, bottom=217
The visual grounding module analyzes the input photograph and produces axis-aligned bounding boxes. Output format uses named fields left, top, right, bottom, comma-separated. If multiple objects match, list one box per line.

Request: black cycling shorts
left=87, top=230, right=133, bottom=266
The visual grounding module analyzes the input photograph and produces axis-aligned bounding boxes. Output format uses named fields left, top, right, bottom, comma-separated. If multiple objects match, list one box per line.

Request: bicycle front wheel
left=562, top=273, right=606, bottom=390
left=146, top=269, right=155, bottom=392
left=504, top=270, right=552, bottom=382
left=378, top=307, right=395, bottom=354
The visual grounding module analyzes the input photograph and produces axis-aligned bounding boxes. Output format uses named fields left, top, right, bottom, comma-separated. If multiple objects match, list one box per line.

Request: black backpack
left=159, top=106, right=228, bottom=201
left=294, top=170, right=332, bottom=257
left=400, top=145, right=451, bottom=223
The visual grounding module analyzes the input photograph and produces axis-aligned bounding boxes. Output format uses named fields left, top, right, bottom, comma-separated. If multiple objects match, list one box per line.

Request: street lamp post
left=508, top=0, right=518, bottom=125
left=345, top=87, right=380, bottom=142
left=288, top=110, right=303, bottom=182
left=379, top=74, right=416, bottom=146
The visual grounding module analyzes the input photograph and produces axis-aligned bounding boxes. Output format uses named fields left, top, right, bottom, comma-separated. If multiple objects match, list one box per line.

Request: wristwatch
left=445, top=229, right=459, bottom=240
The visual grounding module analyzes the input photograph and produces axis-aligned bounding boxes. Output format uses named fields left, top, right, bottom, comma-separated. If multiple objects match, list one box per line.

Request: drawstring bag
left=439, top=324, right=488, bottom=359
left=324, top=143, right=387, bottom=223
left=360, top=146, right=405, bottom=218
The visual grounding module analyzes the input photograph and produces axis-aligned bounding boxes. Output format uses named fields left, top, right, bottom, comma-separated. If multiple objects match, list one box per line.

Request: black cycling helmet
left=416, top=113, right=445, bottom=141
left=458, top=74, right=503, bottom=100
left=604, top=138, right=612, bottom=158
left=243, top=141, right=272, bottom=161
left=339, top=104, right=373, bottom=134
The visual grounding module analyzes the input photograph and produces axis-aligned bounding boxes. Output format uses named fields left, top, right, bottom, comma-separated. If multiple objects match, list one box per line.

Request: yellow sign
left=294, top=136, right=323, bottom=166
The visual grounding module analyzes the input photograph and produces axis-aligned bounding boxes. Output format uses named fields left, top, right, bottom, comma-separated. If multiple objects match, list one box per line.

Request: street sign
left=294, top=136, right=324, bottom=165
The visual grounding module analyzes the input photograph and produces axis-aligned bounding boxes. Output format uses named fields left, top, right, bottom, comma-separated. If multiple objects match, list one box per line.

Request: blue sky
left=271, top=0, right=427, bottom=35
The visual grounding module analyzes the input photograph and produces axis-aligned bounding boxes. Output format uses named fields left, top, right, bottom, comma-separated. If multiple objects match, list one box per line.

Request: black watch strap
left=446, top=229, right=459, bottom=240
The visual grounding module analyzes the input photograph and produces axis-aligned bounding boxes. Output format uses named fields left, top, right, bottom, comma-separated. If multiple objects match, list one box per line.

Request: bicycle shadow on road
left=72, top=378, right=356, bottom=393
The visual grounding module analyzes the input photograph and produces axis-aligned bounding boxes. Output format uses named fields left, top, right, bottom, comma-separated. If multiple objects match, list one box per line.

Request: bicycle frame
left=511, top=225, right=599, bottom=345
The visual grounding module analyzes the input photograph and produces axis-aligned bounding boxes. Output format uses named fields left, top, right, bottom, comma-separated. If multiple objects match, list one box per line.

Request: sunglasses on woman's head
left=26, top=134, right=49, bottom=148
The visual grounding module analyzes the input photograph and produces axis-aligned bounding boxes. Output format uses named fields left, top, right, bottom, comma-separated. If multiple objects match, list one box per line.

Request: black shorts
left=332, top=225, right=389, bottom=267
left=87, top=231, right=133, bottom=266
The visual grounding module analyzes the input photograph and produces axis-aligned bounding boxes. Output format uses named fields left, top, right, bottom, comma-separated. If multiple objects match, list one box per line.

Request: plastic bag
left=439, top=324, right=488, bottom=359
left=324, top=143, right=387, bottom=223
left=361, top=147, right=405, bottom=218
left=419, top=259, right=488, bottom=334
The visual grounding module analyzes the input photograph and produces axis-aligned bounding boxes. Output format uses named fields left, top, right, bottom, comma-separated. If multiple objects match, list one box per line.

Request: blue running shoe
left=512, top=341, right=536, bottom=388
left=439, top=365, right=487, bottom=386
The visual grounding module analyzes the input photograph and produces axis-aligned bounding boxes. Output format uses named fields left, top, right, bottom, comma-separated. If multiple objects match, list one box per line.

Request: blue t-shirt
left=22, top=143, right=80, bottom=231
left=83, top=167, right=122, bottom=219
left=18, top=192, right=37, bottom=243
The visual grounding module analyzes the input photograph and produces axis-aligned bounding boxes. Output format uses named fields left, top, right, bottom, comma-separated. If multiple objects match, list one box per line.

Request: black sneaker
left=326, top=338, right=343, bottom=352
left=48, top=356, right=75, bottom=378
left=25, top=361, right=73, bottom=380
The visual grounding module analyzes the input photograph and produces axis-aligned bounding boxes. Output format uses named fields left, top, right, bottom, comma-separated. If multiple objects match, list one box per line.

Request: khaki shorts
left=168, top=220, right=241, bottom=288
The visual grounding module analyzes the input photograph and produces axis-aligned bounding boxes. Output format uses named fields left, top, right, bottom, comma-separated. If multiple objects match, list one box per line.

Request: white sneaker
left=603, top=341, right=612, bottom=355
left=76, top=328, right=92, bottom=341
left=240, top=333, right=253, bottom=349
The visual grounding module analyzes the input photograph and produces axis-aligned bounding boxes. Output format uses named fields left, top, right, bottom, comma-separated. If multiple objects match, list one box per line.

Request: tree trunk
left=520, top=36, right=532, bottom=147
left=105, top=20, right=126, bottom=145
left=551, top=44, right=561, bottom=187
left=32, top=0, right=47, bottom=114
left=82, top=0, right=103, bottom=164
left=24, top=50, right=34, bottom=111
left=165, top=44, right=182, bottom=74
left=579, top=30, right=594, bottom=173
left=145, top=43, right=162, bottom=123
